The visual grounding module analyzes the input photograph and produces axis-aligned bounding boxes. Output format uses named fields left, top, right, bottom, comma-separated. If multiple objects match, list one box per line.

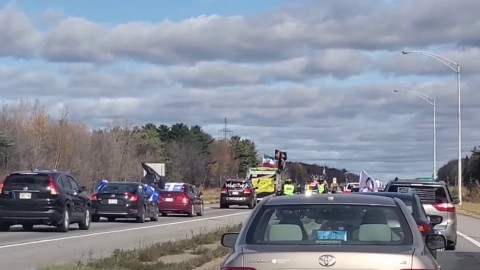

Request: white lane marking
left=0, top=212, right=248, bottom=249
left=458, top=231, right=480, bottom=248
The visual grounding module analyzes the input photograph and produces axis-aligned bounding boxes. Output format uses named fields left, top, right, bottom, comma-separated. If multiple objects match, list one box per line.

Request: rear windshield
left=99, top=184, right=137, bottom=193
left=4, top=174, right=50, bottom=187
left=246, top=204, right=413, bottom=246
left=164, top=183, right=184, bottom=192
left=387, top=185, right=449, bottom=204
left=223, top=181, right=248, bottom=189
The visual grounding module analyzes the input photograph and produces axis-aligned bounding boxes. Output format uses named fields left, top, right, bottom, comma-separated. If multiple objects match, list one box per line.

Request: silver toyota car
left=220, top=194, right=446, bottom=270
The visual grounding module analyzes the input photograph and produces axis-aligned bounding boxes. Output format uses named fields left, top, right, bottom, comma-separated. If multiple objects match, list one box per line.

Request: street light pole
left=393, top=89, right=436, bottom=181
left=402, top=50, right=462, bottom=205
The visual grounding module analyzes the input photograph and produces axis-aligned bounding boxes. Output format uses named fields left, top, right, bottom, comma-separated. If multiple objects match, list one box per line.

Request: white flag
left=358, top=169, right=378, bottom=192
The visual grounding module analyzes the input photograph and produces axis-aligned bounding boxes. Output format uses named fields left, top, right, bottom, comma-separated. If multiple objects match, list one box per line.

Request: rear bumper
left=0, top=207, right=63, bottom=224
left=158, top=202, right=190, bottom=213
left=92, top=203, right=140, bottom=218
left=221, top=196, right=251, bottom=205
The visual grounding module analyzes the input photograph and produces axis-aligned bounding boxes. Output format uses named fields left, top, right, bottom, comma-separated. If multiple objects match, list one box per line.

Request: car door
left=189, top=185, right=201, bottom=212
left=66, top=175, right=86, bottom=221
left=139, top=185, right=153, bottom=213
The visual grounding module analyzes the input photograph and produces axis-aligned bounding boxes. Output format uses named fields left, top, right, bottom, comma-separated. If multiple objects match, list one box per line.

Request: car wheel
left=78, top=208, right=91, bottom=230
left=91, top=215, right=100, bottom=222
left=187, top=203, right=195, bottom=217
left=445, top=242, right=456, bottom=250
left=57, top=207, right=70, bottom=232
left=248, top=200, right=255, bottom=209
left=150, top=207, right=159, bottom=222
left=22, top=224, right=34, bottom=231
left=196, top=203, right=204, bottom=216
left=161, top=213, right=168, bottom=217
left=136, top=206, right=146, bottom=223
left=0, top=223, right=10, bottom=232
left=108, top=217, right=116, bottom=222
left=220, top=203, right=229, bottom=209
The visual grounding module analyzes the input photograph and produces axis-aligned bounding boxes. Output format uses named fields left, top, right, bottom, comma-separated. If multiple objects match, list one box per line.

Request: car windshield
left=246, top=204, right=413, bottom=246
left=4, top=175, right=50, bottom=186
left=164, top=183, right=184, bottom=192
left=224, top=181, right=248, bottom=189
left=387, top=185, right=449, bottom=204
left=99, top=184, right=137, bottom=193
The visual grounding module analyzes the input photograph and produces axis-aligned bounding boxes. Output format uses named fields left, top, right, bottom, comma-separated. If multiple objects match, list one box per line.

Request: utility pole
left=218, top=117, right=233, bottom=141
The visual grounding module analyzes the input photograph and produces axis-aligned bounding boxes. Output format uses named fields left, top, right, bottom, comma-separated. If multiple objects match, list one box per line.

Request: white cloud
left=0, top=0, right=479, bottom=180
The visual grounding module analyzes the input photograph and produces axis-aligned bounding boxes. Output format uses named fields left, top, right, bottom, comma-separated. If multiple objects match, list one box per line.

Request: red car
left=158, top=182, right=204, bottom=217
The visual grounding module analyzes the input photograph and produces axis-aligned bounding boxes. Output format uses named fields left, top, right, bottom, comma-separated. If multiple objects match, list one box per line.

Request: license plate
left=228, top=197, right=243, bottom=201
left=165, top=198, right=174, bottom=202
left=232, top=191, right=239, bottom=195
left=398, top=187, right=411, bottom=193
left=108, top=199, right=118, bottom=204
left=19, top=193, right=31, bottom=199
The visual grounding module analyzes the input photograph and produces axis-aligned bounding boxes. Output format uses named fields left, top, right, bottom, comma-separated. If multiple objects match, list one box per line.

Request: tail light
left=124, top=192, right=138, bottom=202
left=47, top=175, right=59, bottom=195
left=0, top=182, right=3, bottom=193
left=222, top=267, right=257, bottom=270
left=432, top=202, right=455, bottom=212
left=243, top=188, right=252, bottom=194
left=91, top=194, right=98, bottom=201
left=417, top=223, right=431, bottom=234
left=176, top=194, right=189, bottom=204
left=221, top=188, right=228, bottom=194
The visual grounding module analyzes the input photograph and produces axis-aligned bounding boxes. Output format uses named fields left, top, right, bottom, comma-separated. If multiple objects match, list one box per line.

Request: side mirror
left=253, top=187, right=258, bottom=190
left=198, top=191, right=203, bottom=197
left=428, top=215, right=443, bottom=226
left=221, top=233, right=239, bottom=248
left=425, top=234, right=447, bottom=250
left=452, top=197, right=460, bottom=204
left=80, top=186, right=87, bottom=192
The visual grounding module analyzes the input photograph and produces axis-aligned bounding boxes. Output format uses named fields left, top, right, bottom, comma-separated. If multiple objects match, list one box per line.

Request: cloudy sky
left=0, top=0, right=479, bottom=180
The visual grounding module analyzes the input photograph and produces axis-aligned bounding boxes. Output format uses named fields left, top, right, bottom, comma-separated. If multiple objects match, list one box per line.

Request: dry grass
left=200, top=188, right=220, bottom=204
left=38, top=224, right=241, bottom=270
left=449, top=186, right=480, bottom=218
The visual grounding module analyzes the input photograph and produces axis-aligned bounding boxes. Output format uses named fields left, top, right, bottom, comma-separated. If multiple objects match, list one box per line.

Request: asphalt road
left=0, top=206, right=479, bottom=270
left=436, top=214, right=480, bottom=270
left=0, top=205, right=251, bottom=270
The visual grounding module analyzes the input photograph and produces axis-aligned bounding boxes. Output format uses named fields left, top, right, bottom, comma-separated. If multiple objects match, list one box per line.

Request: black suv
left=220, top=179, right=256, bottom=209
left=0, top=169, right=91, bottom=232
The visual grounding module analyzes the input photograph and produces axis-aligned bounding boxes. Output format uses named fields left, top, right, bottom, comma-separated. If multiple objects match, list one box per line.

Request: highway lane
left=437, top=214, right=480, bottom=269
left=0, top=205, right=251, bottom=270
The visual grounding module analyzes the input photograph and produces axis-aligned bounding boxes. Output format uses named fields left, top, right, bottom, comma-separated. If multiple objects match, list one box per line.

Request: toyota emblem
left=318, top=255, right=336, bottom=267
left=23, top=186, right=28, bottom=191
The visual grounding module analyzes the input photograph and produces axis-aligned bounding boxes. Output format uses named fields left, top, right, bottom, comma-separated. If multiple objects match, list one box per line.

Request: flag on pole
left=322, top=166, right=326, bottom=175
left=358, top=169, right=378, bottom=192
left=262, top=154, right=276, bottom=168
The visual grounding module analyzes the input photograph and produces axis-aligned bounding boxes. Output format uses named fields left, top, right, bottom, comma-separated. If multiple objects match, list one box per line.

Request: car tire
left=247, top=200, right=255, bottom=209
left=161, top=213, right=168, bottom=217
left=151, top=207, right=159, bottom=221
left=136, top=206, right=146, bottom=223
left=57, top=207, right=70, bottom=233
left=0, top=223, right=10, bottom=232
left=91, top=215, right=100, bottom=222
left=220, top=203, right=229, bottom=209
left=196, top=203, right=204, bottom=216
left=445, top=242, right=456, bottom=250
left=187, top=203, right=195, bottom=217
left=108, top=217, right=116, bottom=222
left=22, top=224, right=34, bottom=231
left=78, top=207, right=91, bottom=230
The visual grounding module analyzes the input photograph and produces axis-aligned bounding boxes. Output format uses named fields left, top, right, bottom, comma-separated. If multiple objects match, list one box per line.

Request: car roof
left=165, top=182, right=187, bottom=185
left=9, top=170, right=63, bottom=176
left=355, top=192, right=416, bottom=200
left=264, top=194, right=397, bottom=206
left=387, top=180, right=446, bottom=187
left=104, top=182, right=140, bottom=185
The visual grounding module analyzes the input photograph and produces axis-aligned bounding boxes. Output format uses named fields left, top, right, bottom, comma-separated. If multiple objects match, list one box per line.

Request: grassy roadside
left=39, top=223, right=241, bottom=270
left=201, top=188, right=220, bottom=204
left=449, top=186, right=480, bottom=218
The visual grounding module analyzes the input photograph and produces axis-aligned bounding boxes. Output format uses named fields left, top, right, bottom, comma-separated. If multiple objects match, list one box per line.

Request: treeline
left=287, top=162, right=359, bottom=184
left=438, top=146, right=480, bottom=188
left=0, top=100, right=258, bottom=189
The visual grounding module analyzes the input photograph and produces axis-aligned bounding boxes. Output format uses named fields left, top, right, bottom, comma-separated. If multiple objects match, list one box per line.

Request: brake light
left=243, top=188, right=252, bottom=194
left=222, top=267, right=257, bottom=270
left=91, top=194, right=98, bottom=201
left=124, top=192, right=138, bottom=202
left=417, top=223, right=431, bottom=234
left=176, top=194, right=189, bottom=204
left=432, top=202, right=455, bottom=212
left=0, top=182, right=3, bottom=193
left=221, top=188, right=228, bottom=194
left=47, top=175, right=59, bottom=195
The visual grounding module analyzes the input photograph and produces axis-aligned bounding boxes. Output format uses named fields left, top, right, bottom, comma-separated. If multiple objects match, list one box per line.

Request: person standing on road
left=282, top=179, right=295, bottom=195
left=317, top=178, right=329, bottom=194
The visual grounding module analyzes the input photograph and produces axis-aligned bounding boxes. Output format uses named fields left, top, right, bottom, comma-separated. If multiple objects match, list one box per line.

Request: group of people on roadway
left=281, top=174, right=330, bottom=195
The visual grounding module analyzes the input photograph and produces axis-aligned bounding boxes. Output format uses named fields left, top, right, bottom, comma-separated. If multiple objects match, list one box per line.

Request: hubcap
left=85, top=209, right=90, bottom=226
left=64, top=210, right=69, bottom=228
